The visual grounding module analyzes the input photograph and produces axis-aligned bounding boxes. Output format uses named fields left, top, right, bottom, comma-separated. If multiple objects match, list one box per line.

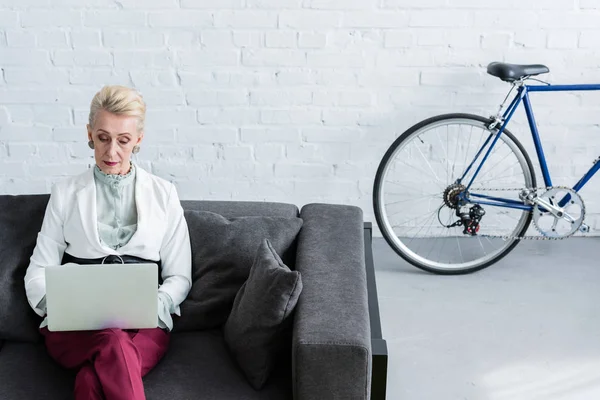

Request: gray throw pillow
left=0, top=194, right=50, bottom=342
left=224, top=238, right=302, bottom=390
left=175, top=211, right=303, bottom=332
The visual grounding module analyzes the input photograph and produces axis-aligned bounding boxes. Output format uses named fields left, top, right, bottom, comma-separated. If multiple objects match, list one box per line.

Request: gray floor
left=373, top=237, right=600, bottom=400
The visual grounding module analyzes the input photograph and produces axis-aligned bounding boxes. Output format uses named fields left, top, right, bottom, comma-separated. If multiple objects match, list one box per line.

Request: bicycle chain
left=466, top=186, right=586, bottom=241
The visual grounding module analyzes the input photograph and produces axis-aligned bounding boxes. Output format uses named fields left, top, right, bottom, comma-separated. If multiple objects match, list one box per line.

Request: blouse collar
left=93, top=162, right=136, bottom=187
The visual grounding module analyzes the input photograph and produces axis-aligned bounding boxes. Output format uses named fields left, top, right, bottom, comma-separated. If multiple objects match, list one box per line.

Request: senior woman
left=23, top=85, right=192, bottom=400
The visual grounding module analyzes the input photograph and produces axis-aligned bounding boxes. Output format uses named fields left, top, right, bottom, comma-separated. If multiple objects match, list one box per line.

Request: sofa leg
left=364, top=222, right=388, bottom=400
left=371, top=339, right=388, bottom=400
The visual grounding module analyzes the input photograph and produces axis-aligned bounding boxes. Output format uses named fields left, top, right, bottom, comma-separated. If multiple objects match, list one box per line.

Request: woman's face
left=87, top=109, right=143, bottom=175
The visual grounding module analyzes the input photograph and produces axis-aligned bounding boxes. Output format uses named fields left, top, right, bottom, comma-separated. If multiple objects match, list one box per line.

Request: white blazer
left=24, top=164, right=192, bottom=318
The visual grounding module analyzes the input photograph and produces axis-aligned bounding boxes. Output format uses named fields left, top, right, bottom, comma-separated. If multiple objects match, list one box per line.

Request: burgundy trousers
left=40, top=327, right=170, bottom=400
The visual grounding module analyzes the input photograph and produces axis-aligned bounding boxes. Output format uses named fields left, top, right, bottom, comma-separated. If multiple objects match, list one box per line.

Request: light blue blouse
left=94, top=164, right=138, bottom=250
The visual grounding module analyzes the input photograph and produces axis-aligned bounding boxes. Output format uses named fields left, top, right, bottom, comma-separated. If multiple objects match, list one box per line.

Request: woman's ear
left=86, top=124, right=92, bottom=141
left=137, top=132, right=144, bottom=145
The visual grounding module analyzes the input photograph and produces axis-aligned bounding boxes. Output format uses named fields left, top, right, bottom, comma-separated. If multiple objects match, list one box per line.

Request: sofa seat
left=0, top=340, right=74, bottom=400
left=145, top=330, right=292, bottom=400
left=0, top=330, right=292, bottom=400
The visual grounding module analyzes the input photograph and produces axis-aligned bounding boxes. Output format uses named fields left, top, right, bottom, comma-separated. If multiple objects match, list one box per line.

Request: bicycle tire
left=373, top=113, right=537, bottom=275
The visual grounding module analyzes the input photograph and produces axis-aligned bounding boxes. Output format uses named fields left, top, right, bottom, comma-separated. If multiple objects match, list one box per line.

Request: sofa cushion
left=175, top=211, right=303, bottom=332
left=0, top=341, right=74, bottom=400
left=0, top=194, right=50, bottom=342
left=224, top=239, right=302, bottom=389
left=144, top=330, right=292, bottom=400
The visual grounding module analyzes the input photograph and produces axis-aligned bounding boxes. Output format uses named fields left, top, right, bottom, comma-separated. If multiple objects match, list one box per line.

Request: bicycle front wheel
left=373, top=114, right=536, bottom=275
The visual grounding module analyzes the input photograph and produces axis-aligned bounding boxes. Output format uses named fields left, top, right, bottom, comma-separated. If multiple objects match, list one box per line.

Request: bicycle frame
left=460, top=82, right=600, bottom=211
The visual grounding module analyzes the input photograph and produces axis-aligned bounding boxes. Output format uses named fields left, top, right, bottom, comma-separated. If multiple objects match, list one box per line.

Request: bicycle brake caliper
left=487, top=115, right=504, bottom=131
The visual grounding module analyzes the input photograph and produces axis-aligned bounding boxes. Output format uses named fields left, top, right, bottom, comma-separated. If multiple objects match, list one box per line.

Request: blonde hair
left=88, top=85, right=146, bottom=133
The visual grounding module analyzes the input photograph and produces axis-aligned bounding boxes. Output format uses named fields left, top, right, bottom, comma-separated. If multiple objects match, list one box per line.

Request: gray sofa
left=0, top=195, right=387, bottom=400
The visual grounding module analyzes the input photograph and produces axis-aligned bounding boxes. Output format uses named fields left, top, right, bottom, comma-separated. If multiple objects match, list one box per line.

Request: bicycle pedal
left=579, top=224, right=590, bottom=233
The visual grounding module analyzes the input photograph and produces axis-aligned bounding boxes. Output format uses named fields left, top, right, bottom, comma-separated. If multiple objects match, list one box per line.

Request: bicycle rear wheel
left=373, top=113, right=536, bottom=275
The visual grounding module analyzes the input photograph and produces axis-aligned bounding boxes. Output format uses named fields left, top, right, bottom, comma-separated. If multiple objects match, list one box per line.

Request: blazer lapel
left=123, top=163, right=149, bottom=247
left=76, top=168, right=110, bottom=253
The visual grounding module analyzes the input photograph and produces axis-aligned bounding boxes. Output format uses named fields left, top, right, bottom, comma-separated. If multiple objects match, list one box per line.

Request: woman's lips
left=104, top=161, right=118, bottom=166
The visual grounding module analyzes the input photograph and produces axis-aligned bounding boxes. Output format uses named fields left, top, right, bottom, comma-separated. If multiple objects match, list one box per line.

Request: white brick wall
left=1, top=0, right=600, bottom=237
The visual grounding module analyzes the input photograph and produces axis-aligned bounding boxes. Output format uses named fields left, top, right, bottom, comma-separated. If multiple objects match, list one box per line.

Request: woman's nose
left=107, top=140, right=119, bottom=156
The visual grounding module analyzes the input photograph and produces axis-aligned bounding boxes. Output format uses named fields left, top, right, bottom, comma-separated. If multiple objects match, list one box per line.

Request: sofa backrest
left=181, top=200, right=299, bottom=219
left=0, top=194, right=51, bottom=342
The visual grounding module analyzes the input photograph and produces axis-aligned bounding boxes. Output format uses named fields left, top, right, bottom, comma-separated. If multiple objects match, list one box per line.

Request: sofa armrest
left=292, top=203, right=371, bottom=400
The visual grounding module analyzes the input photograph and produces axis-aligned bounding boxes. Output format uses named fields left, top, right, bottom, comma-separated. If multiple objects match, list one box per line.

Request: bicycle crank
left=532, top=187, right=585, bottom=238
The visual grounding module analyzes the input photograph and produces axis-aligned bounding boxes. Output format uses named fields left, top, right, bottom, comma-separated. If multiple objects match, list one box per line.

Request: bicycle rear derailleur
left=449, top=205, right=486, bottom=236
left=442, top=183, right=486, bottom=235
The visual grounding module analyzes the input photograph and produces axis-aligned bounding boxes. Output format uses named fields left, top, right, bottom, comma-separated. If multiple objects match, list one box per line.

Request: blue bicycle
left=373, top=62, right=599, bottom=275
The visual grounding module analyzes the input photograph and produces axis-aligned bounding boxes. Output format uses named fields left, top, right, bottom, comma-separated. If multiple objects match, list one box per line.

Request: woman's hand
left=157, top=291, right=175, bottom=332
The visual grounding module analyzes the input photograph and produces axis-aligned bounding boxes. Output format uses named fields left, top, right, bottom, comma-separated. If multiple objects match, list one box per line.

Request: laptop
left=45, top=263, right=158, bottom=332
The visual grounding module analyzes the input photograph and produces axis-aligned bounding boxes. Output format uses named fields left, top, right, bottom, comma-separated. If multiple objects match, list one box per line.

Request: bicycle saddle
left=487, top=62, right=549, bottom=82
